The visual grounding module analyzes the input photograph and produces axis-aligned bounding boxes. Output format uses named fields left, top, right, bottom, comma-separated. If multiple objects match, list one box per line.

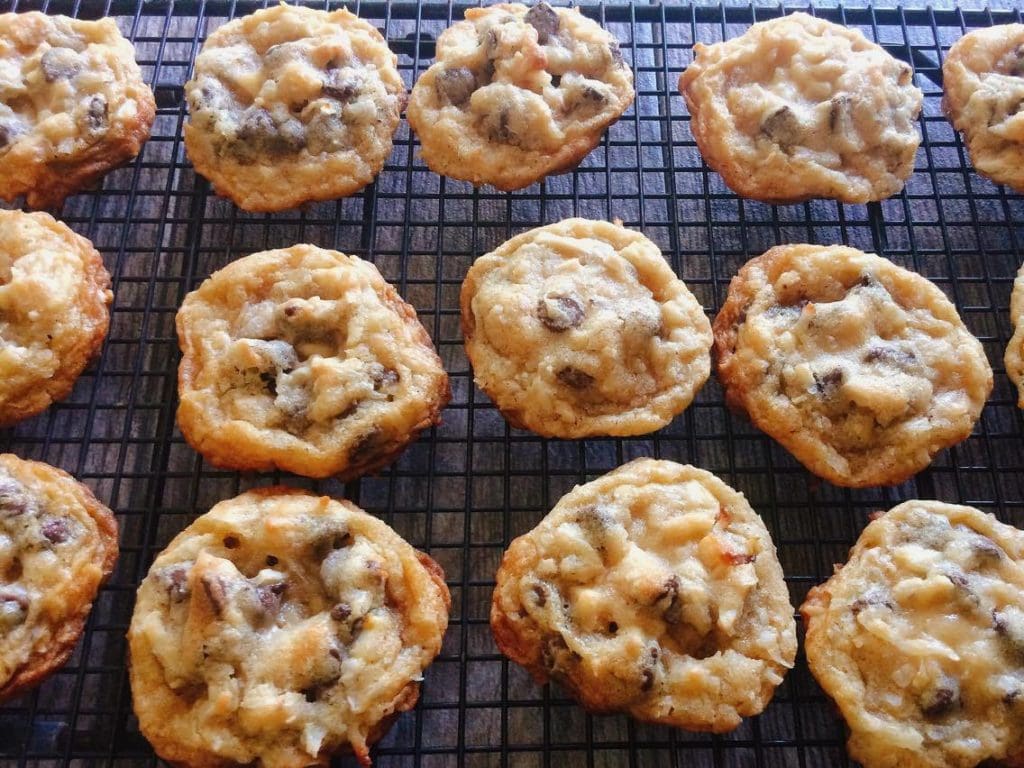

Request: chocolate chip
left=331, top=603, right=352, bottom=621
left=919, top=676, right=960, bottom=718
left=0, top=587, right=28, bottom=627
left=259, top=371, right=277, bottom=395
left=556, top=366, right=594, bottom=389
left=550, top=74, right=562, bottom=87
left=40, top=47, right=81, bottom=82
left=761, top=105, right=802, bottom=148
left=970, top=535, right=1003, bottom=562
left=349, top=427, right=386, bottom=464
left=608, top=621, right=618, bottom=634
left=828, top=94, right=851, bottom=133
left=371, top=365, right=400, bottom=390
left=322, top=71, right=362, bottom=102
left=531, top=583, right=548, bottom=607
left=257, top=582, right=287, bottom=615
left=435, top=66, right=477, bottom=107
left=236, top=107, right=305, bottom=157
left=41, top=518, right=70, bottom=544
left=306, top=110, right=345, bottom=155
left=200, top=575, right=228, bottom=616
left=537, top=293, right=586, bottom=332
left=657, top=575, right=683, bottom=624
left=164, top=566, right=190, bottom=603
left=85, top=95, right=108, bottom=132
left=640, top=667, right=655, bottom=691
left=266, top=555, right=279, bottom=566
left=525, top=2, right=560, bottom=44
left=864, top=346, right=917, bottom=367
left=813, top=368, right=844, bottom=397
left=0, top=477, right=30, bottom=517
left=223, top=535, right=240, bottom=549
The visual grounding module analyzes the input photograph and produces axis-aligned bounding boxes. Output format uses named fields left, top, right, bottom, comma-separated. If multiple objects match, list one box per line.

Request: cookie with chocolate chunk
left=128, top=487, right=450, bottom=767
left=461, top=218, right=711, bottom=438
left=184, top=5, right=404, bottom=212
left=679, top=12, right=922, bottom=203
left=0, top=209, right=113, bottom=427
left=0, top=12, right=155, bottom=209
left=0, top=454, right=118, bottom=701
left=714, top=244, right=991, bottom=487
left=491, top=458, right=796, bottom=732
left=943, top=25, right=1024, bottom=192
left=406, top=3, right=634, bottom=190
left=803, top=500, right=1024, bottom=768
left=176, top=244, right=450, bottom=479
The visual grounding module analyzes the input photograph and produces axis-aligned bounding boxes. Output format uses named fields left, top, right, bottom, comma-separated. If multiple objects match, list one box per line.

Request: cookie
left=0, top=454, right=118, bottom=702
left=184, top=5, right=405, bottom=212
left=802, top=500, right=1024, bottom=768
left=0, top=209, right=112, bottom=427
left=943, top=25, right=1024, bottom=192
left=406, top=2, right=634, bottom=191
left=176, top=244, right=450, bottom=479
left=0, top=12, right=155, bottom=209
left=1005, top=260, right=1024, bottom=407
left=128, top=487, right=450, bottom=767
left=678, top=12, right=922, bottom=204
left=491, top=459, right=796, bottom=732
left=461, top=218, right=711, bottom=438
left=714, top=244, right=992, bottom=487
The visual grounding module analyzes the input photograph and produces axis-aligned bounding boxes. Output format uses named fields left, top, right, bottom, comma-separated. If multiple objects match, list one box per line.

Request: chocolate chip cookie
left=0, top=209, right=112, bottom=427
left=0, top=12, right=155, bottom=209
left=714, top=244, right=992, bottom=487
left=803, top=500, right=1024, bottom=768
left=0, top=454, right=118, bottom=701
left=943, top=24, right=1024, bottom=192
left=679, top=12, right=922, bottom=204
left=406, top=2, right=634, bottom=191
left=492, top=458, right=796, bottom=732
left=1005, top=260, right=1024, bottom=407
left=184, top=5, right=405, bottom=212
left=461, top=218, right=711, bottom=438
left=176, top=244, right=450, bottom=479
left=128, top=487, right=450, bottom=767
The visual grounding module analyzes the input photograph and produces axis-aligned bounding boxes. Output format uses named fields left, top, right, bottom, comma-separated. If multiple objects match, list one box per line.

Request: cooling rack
left=1, top=1, right=1023, bottom=766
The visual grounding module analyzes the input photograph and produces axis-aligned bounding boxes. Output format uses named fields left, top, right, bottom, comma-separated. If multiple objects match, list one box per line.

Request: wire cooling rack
left=1, top=1, right=1024, bottom=766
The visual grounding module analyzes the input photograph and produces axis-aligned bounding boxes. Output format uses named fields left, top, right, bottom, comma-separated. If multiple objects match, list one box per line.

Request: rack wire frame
left=0, top=1, right=1023, bottom=765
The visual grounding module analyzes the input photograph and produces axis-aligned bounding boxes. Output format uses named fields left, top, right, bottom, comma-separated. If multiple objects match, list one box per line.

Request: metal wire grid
left=0, top=1, right=1022, bottom=765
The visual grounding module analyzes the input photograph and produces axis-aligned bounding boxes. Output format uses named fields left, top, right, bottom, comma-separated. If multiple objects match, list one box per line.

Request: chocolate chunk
left=257, top=582, right=287, bottom=614
left=0, top=477, right=30, bottom=517
left=322, top=71, right=362, bottom=102
left=40, top=47, right=81, bottom=82
left=330, top=602, right=352, bottom=621
left=658, top=575, right=683, bottom=624
left=435, top=66, right=477, bottom=107
left=41, top=518, right=70, bottom=544
left=813, top=368, right=844, bottom=397
left=85, top=95, right=108, bottom=132
left=236, top=108, right=305, bottom=157
left=608, top=621, right=618, bottom=634
left=970, top=535, right=1003, bottom=562
left=370, top=365, right=400, bottom=390
left=482, top=107, right=514, bottom=143
left=864, top=346, right=917, bottom=368
left=919, top=676, right=960, bottom=718
left=525, top=2, right=560, bottom=44
left=556, top=366, right=594, bottom=389
left=537, top=293, right=586, bottom=332
left=850, top=588, right=894, bottom=616
left=761, top=105, right=802, bottom=148
left=200, top=574, right=229, bottom=616
left=164, top=566, right=190, bottom=603
left=222, top=535, right=240, bottom=549
left=828, top=94, right=851, bottom=133
left=259, top=371, right=277, bottom=395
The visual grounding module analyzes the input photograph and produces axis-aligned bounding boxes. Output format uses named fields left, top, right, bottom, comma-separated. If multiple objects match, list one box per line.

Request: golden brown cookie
left=714, top=244, right=992, bottom=487
left=802, top=500, right=1024, bottom=768
left=461, top=218, right=711, bottom=438
left=491, top=459, right=796, bottom=732
left=128, top=487, right=450, bottom=768
left=0, top=209, right=112, bottom=427
left=176, top=244, right=450, bottom=480
left=406, top=3, right=634, bottom=191
left=1005, top=260, right=1024, bottom=407
left=0, top=12, right=155, bottom=209
left=679, top=12, right=922, bottom=204
left=184, top=5, right=405, bottom=212
left=0, top=453, right=118, bottom=701
left=943, top=25, right=1024, bottom=192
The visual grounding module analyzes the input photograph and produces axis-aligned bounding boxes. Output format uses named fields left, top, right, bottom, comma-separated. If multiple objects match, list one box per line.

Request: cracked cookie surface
left=0, top=11, right=155, bottom=209
left=406, top=2, right=634, bottom=191
left=678, top=12, right=922, bottom=204
left=802, top=500, right=1024, bottom=768
left=491, top=458, right=796, bottom=732
left=0, top=209, right=112, bottom=427
left=184, top=5, right=405, bottom=212
left=176, top=244, right=450, bottom=479
left=461, top=218, right=711, bottom=438
left=943, top=24, right=1024, bottom=192
left=128, top=487, right=450, bottom=768
left=714, top=244, right=991, bottom=487
left=0, top=453, right=118, bottom=702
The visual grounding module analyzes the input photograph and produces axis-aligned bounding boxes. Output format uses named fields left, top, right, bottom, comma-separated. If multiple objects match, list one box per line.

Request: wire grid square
left=0, top=1, right=1022, bottom=766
